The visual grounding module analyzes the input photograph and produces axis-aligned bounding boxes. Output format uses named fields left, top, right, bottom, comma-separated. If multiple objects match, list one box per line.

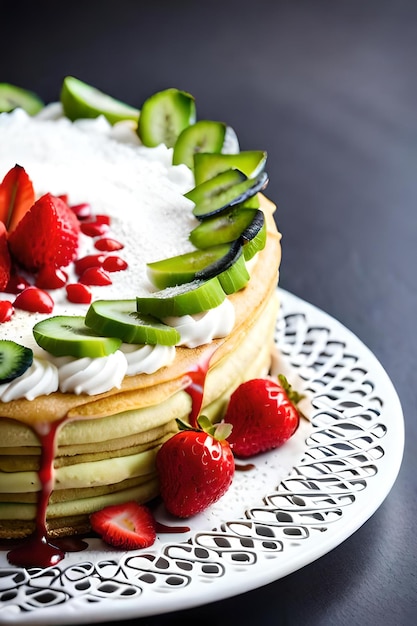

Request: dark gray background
left=1, top=0, right=416, bottom=624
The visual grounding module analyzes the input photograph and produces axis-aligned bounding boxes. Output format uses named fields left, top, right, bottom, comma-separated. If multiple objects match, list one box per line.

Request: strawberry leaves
left=0, top=164, right=35, bottom=233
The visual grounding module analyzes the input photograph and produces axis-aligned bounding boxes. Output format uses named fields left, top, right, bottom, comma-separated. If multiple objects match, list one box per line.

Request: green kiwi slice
left=193, top=150, right=267, bottom=185
left=186, top=169, right=268, bottom=220
left=189, top=207, right=262, bottom=249
left=60, top=76, right=139, bottom=124
left=137, top=88, right=196, bottom=148
left=0, top=340, right=33, bottom=383
left=0, top=83, right=44, bottom=115
left=85, top=300, right=180, bottom=345
left=217, top=249, right=250, bottom=294
left=172, top=120, right=226, bottom=168
left=241, top=211, right=267, bottom=260
left=147, top=242, right=239, bottom=288
left=136, top=277, right=226, bottom=318
left=33, top=316, right=122, bottom=358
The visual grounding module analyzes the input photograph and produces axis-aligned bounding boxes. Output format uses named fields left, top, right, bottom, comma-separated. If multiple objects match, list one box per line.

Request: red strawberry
left=0, top=222, right=11, bottom=290
left=156, top=415, right=235, bottom=518
left=224, top=375, right=303, bottom=458
left=0, top=165, right=35, bottom=233
left=90, top=502, right=156, bottom=550
left=8, top=193, right=80, bottom=272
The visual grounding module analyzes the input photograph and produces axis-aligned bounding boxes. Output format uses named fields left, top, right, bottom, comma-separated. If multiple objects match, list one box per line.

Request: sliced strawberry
left=224, top=375, right=303, bottom=458
left=8, top=193, right=80, bottom=272
left=90, top=502, right=156, bottom=550
left=0, top=165, right=35, bottom=233
left=0, top=222, right=11, bottom=290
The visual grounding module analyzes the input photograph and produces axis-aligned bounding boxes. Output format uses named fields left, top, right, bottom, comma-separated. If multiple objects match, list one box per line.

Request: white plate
left=0, top=289, right=404, bottom=625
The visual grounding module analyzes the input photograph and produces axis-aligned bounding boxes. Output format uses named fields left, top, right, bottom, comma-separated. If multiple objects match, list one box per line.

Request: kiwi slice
left=60, top=76, right=139, bottom=124
left=189, top=206, right=261, bottom=249
left=189, top=207, right=266, bottom=260
left=85, top=300, right=180, bottom=345
left=137, top=88, right=196, bottom=148
left=0, top=83, right=44, bottom=115
left=147, top=242, right=242, bottom=289
left=172, top=120, right=226, bottom=168
left=33, top=315, right=122, bottom=358
left=193, top=150, right=267, bottom=185
left=136, top=277, right=225, bottom=318
left=241, top=211, right=267, bottom=260
left=0, top=340, right=33, bottom=383
left=186, top=169, right=269, bottom=220
left=217, top=249, right=250, bottom=294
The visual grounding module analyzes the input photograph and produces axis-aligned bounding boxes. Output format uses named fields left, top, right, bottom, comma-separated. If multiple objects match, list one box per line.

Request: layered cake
left=0, top=79, right=282, bottom=545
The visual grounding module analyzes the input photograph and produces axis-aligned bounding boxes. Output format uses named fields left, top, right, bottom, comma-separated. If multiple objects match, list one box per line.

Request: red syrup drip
left=235, top=462, right=256, bottom=472
left=183, top=346, right=217, bottom=427
left=7, top=419, right=67, bottom=568
left=155, top=521, right=190, bottom=534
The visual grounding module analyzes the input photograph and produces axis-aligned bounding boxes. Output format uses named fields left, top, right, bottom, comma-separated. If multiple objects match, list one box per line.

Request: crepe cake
left=0, top=84, right=282, bottom=544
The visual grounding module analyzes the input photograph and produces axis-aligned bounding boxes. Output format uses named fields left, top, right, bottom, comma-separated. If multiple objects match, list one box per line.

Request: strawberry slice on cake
left=8, top=193, right=80, bottom=272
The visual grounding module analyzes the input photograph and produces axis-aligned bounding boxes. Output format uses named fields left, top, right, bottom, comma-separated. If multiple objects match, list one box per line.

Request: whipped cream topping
left=52, top=351, right=127, bottom=395
left=0, top=358, right=59, bottom=402
left=120, top=343, right=176, bottom=375
left=0, top=107, right=241, bottom=400
left=164, top=298, right=235, bottom=348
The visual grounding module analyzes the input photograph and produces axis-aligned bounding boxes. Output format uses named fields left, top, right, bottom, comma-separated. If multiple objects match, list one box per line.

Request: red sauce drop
left=53, top=536, right=89, bottom=553
left=7, top=419, right=66, bottom=568
left=184, top=347, right=216, bottom=427
left=235, top=462, right=256, bottom=471
left=155, top=521, right=190, bottom=534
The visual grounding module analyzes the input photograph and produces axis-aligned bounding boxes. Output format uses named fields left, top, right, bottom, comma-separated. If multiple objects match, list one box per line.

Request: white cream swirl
left=120, top=343, right=176, bottom=375
left=163, top=299, right=236, bottom=348
left=54, top=351, right=127, bottom=395
left=0, top=358, right=59, bottom=402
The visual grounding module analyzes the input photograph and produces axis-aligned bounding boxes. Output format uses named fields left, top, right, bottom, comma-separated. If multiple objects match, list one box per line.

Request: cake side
left=0, top=83, right=285, bottom=549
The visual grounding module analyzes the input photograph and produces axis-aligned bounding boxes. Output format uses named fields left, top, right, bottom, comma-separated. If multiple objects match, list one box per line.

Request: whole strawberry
left=156, top=415, right=235, bottom=518
left=8, top=193, right=80, bottom=272
left=224, top=375, right=303, bottom=458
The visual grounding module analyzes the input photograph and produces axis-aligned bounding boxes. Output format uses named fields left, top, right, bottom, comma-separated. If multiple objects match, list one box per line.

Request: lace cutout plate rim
left=0, top=288, right=404, bottom=625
